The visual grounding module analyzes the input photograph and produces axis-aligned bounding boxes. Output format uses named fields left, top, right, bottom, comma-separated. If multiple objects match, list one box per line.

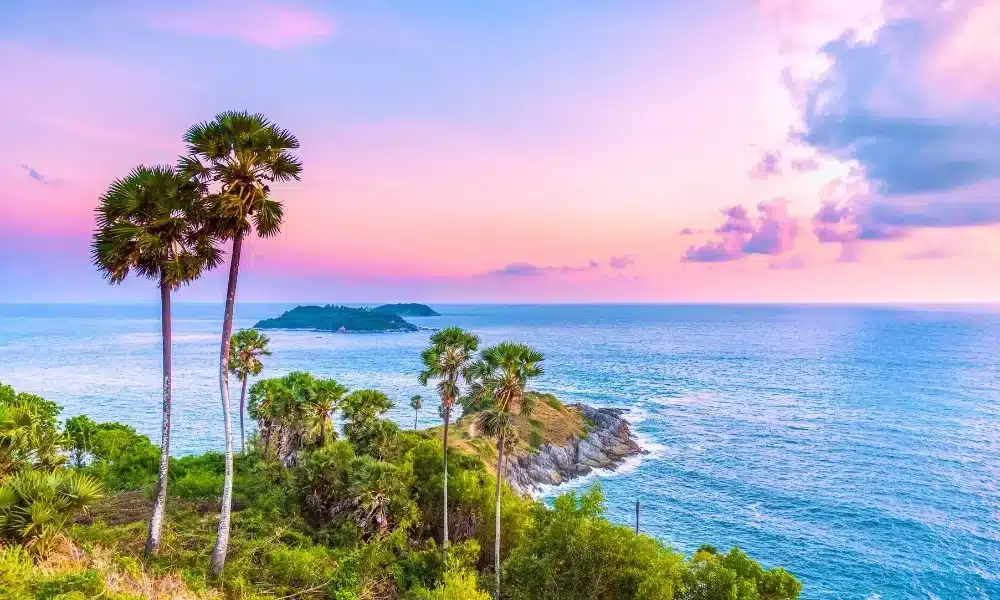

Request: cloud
left=789, top=156, right=820, bottom=173
left=904, top=247, right=951, bottom=261
left=812, top=178, right=1000, bottom=248
left=679, top=228, right=695, bottom=236
left=487, top=259, right=601, bottom=277
left=756, top=0, right=1000, bottom=263
left=487, top=255, right=636, bottom=277
left=19, top=164, right=50, bottom=184
left=609, top=255, right=635, bottom=269
left=148, top=1, right=334, bottom=49
left=684, top=199, right=799, bottom=262
left=749, top=151, right=782, bottom=179
left=791, top=3, right=1000, bottom=197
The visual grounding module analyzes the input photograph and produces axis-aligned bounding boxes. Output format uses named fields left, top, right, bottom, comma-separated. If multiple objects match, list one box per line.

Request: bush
left=0, top=469, right=102, bottom=553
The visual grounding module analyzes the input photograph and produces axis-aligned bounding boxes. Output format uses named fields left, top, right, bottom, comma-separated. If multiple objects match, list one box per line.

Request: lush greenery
left=255, top=305, right=420, bottom=333
left=373, top=304, right=441, bottom=317
left=67, top=109, right=802, bottom=597
left=0, top=379, right=801, bottom=599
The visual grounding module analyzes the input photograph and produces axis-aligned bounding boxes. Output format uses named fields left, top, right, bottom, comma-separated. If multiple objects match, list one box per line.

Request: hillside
left=254, top=305, right=419, bottom=332
left=373, top=303, right=441, bottom=317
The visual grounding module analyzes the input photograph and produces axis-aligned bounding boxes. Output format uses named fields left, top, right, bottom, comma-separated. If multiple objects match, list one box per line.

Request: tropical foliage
left=466, top=342, right=544, bottom=597
left=419, top=327, right=480, bottom=549
left=0, top=385, right=102, bottom=554
left=228, top=329, right=272, bottom=451
left=180, top=110, right=303, bottom=575
left=0, top=380, right=801, bottom=600
left=91, top=164, right=221, bottom=555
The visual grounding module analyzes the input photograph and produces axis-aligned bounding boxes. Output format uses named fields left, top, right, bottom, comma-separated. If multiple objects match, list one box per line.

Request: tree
left=418, top=328, right=480, bottom=549
left=91, top=165, right=220, bottom=555
left=468, top=342, right=544, bottom=598
left=180, top=111, right=302, bottom=576
left=410, top=395, right=423, bottom=430
left=228, top=329, right=271, bottom=452
left=310, top=379, right=348, bottom=445
left=340, top=389, right=396, bottom=459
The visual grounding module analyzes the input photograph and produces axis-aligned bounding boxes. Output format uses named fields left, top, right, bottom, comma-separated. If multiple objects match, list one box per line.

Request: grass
left=425, top=392, right=586, bottom=472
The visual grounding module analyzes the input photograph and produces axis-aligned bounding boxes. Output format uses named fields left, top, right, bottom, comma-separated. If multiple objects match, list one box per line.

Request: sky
left=2, top=0, right=999, bottom=303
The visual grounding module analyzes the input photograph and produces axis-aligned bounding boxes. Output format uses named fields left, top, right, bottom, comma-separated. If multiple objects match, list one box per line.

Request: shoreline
left=504, top=403, right=647, bottom=496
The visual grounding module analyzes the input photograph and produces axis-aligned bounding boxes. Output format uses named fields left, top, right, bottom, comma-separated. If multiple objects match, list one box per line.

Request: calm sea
left=1, top=303, right=998, bottom=599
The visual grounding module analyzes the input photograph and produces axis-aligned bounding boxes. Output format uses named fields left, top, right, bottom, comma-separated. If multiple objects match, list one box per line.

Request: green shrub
left=0, top=470, right=102, bottom=552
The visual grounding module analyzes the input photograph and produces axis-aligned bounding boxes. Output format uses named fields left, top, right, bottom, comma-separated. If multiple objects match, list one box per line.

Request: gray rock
left=501, top=404, right=646, bottom=496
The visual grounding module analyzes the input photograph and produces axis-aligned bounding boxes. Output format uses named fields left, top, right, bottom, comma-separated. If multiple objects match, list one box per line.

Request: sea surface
left=1, top=303, right=998, bottom=599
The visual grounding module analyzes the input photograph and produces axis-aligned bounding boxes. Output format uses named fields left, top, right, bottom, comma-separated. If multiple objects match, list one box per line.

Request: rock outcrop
left=502, top=404, right=644, bottom=496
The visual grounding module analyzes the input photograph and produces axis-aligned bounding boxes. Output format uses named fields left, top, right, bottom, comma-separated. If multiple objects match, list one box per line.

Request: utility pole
left=635, top=500, right=640, bottom=535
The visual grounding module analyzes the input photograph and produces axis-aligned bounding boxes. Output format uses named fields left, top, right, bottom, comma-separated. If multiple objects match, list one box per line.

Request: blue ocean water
left=0, top=303, right=998, bottom=599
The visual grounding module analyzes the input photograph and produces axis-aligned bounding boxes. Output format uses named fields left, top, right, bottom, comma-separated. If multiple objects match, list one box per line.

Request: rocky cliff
left=502, top=404, right=644, bottom=496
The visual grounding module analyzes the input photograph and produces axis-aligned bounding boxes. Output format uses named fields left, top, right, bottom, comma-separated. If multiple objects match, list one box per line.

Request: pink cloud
left=684, top=199, right=800, bottom=262
left=149, top=2, right=334, bottom=49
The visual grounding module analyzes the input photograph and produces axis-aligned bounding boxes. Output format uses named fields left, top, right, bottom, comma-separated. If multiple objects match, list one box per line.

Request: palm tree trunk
left=494, top=435, right=504, bottom=599
left=239, top=375, right=248, bottom=453
left=211, top=231, right=243, bottom=576
left=414, top=409, right=418, bottom=431
left=145, top=283, right=172, bottom=555
left=442, top=402, right=450, bottom=549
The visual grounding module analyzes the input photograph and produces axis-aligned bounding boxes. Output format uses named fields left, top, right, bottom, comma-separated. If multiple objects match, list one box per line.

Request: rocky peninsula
left=503, top=404, right=645, bottom=495
left=450, top=396, right=645, bottom=497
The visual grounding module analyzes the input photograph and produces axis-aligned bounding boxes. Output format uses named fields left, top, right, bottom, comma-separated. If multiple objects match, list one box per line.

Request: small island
left=254, top=305, right=420, bottom=332
left=372, top=303, right=440, bottom=317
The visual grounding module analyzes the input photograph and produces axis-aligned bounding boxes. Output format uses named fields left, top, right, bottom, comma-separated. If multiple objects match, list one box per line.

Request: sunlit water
left=1, top=303, right=998, bottom=599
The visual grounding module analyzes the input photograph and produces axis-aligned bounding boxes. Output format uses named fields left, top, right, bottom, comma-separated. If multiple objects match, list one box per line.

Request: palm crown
left=418, top=327, right=481, bottom=410
left=179, top=111, right=302, bottom=240
left=228, top=330, right=271, bottom=379
left=91, top=166, right=221, bottom=288
left=471, top=342, right=545, bottom=441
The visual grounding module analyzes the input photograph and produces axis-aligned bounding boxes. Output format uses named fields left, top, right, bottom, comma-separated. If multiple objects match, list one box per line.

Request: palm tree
left=228, top=329, right=271, bottom=452
left=309, top=379, right=348, bottom=445
left=247, top=378, right=290, bottom=460
left=409, top=395, right=422, bottom=430
left=91, top=165, right=221, bottom=555
left=180, top=111, right=302, bottom=576
left=417, top=327, right=480, bottom=549
left=469, top=342, right=544, bottom=598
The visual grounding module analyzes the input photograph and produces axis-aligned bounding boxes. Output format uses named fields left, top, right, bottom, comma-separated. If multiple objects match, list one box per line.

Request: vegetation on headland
left=373, top=304, right=441, bottom=317
left=255, top=305, right=420, bottom=333
left=0, top=379, right=802, bottom=599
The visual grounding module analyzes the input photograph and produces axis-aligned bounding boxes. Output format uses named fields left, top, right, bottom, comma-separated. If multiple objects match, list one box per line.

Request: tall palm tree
left=180, top=111, right=302, bottom=576
left=409, top=395, right=422, bottom=430
left=228, top=329, right=271, bottom=452
left=417, top=327, right=480, bottom=549
left=469, top=342, right=544, bottom=598
left=91, top=165, right=221, bottom=555
left=310, top=379, right=348, bottom=445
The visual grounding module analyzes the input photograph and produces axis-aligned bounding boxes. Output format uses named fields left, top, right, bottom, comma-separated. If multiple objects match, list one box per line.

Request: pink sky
left=1, top=1, right=998, bottom=303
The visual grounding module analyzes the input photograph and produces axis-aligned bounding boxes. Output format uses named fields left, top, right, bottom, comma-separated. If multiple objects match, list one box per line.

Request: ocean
left=0, top=302, right=997, bottom=599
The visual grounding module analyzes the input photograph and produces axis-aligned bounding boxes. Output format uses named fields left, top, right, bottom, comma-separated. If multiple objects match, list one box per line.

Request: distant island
left=372, top=303, right=440, bottom=317
left=254, top=305, right=420, bottom=333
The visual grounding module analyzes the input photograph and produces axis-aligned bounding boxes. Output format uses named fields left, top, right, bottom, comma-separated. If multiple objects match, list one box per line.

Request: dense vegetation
left=255, top=306, right=420, bottom=333
left=373, top=304, right=441, bottom=317
left=0, top=379, right=802, bottom=599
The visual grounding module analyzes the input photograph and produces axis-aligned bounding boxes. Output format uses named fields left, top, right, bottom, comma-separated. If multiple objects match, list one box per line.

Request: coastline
left=503, top=404, right=647, bottom=496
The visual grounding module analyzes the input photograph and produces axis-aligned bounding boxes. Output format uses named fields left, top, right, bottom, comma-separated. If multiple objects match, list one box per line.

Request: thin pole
left=635, top=500, right=640, bottom=535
